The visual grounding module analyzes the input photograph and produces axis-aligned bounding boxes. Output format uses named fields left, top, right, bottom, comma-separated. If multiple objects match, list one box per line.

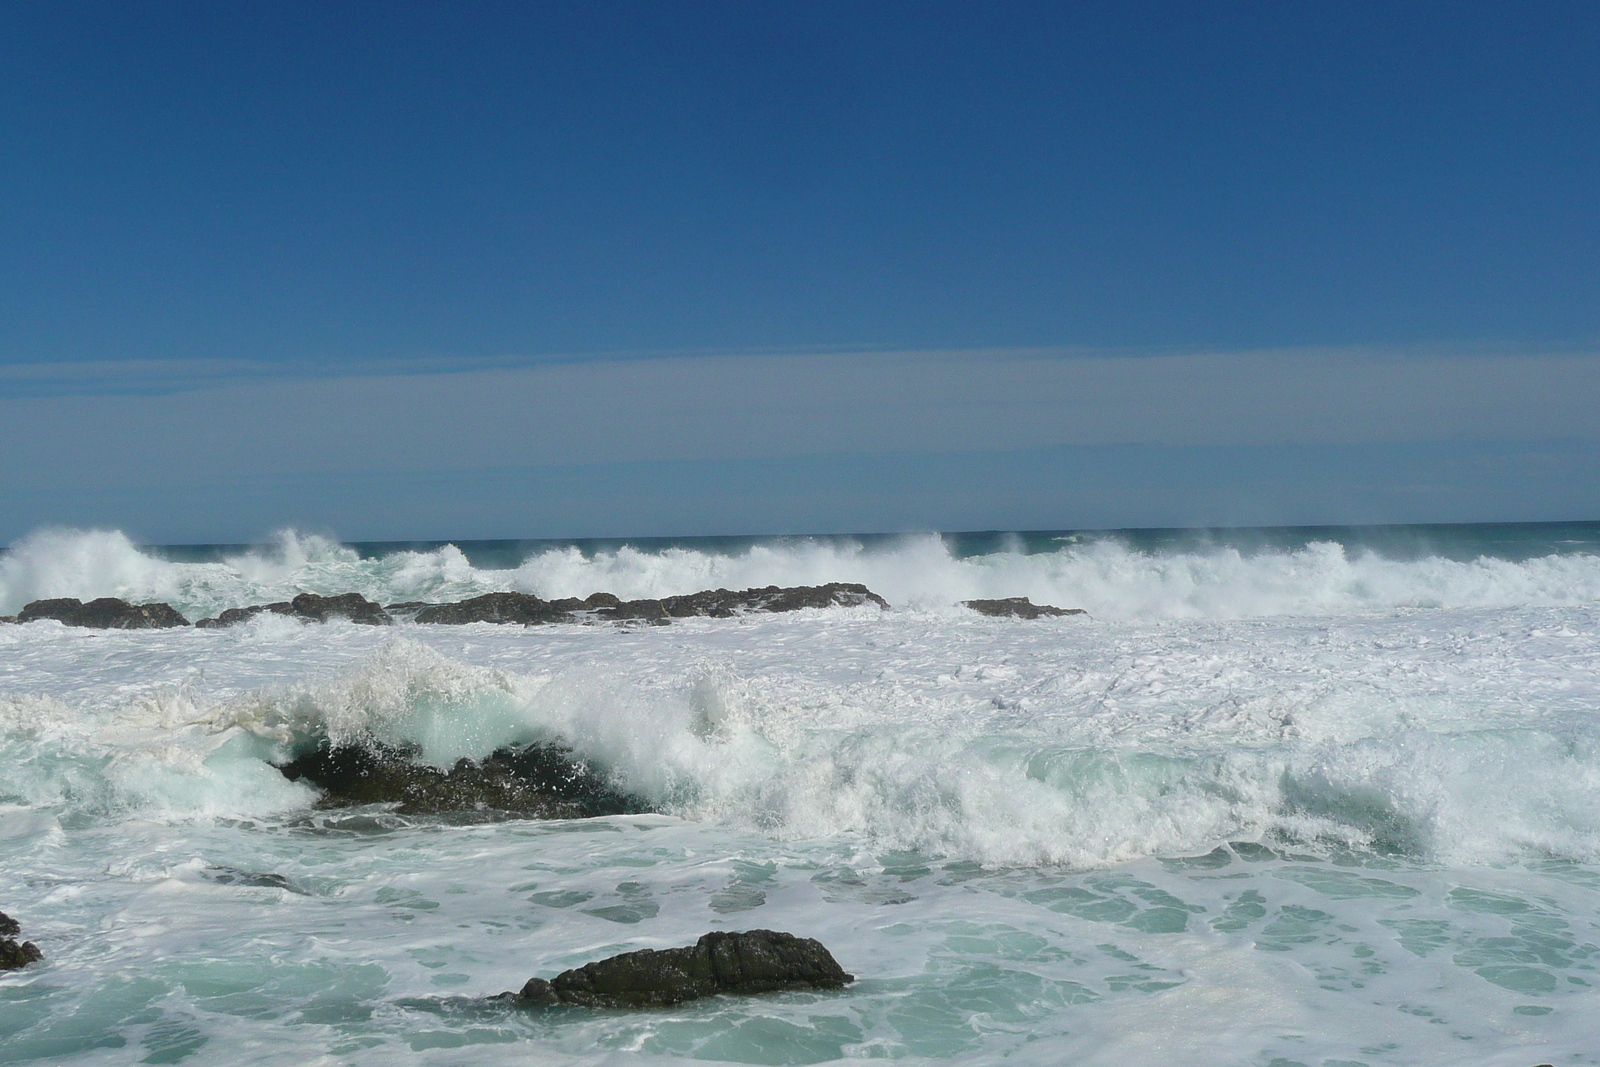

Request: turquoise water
left=1, top=523, right=1598, bottom=1064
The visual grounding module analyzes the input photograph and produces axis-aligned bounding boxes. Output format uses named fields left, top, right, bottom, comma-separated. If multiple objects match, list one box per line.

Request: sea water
left=1, top=524, right=1598, bottom=1066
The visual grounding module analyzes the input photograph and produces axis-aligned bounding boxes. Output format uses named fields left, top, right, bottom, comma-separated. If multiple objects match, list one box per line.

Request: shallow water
left=2, top=527, right=1598, bottom=1064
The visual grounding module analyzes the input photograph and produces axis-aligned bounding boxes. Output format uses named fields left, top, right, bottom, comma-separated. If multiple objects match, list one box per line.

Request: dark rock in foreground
left=414, top=583, right=889, bottom=626
left=276, top=740, right=647, bottom=819
left=15, top=597, right=189, bottom=629
left=0, top=911, right=42, bottom=971
left=512, top=930, right=853, bottom=1008
left=196, top=592, right=390, bottom=628
left=962, top=597, right=1085, bottom=619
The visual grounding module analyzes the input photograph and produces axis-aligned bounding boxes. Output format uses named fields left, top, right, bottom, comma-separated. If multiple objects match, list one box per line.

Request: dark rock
left=0, top=939, right=42, bottom=971
left=656, top=584, right=889, bottom=618
left=276, top=740, right=647, bottom=820
left=195, top=602, right=293, bottom=628
left=511, top=930, right=853, bottom=1008
left=410, top=584, right=889, bottom=626
left=0, top=911, right=41, bottom=971
left=287, top=592, right=390, bottom=625
left=0, top=616, right=15, bottom=625
left=412, top=592, right=577, bottom=625
left=962, top=597, right=1085, bottom=619
left=196, top=593, right=390, bottom=628
left=16, top=597, right=190, bottom=629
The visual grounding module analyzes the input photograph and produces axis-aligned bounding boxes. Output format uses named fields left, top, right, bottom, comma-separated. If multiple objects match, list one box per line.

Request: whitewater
left=2, top=524, right=1599, bottom=1066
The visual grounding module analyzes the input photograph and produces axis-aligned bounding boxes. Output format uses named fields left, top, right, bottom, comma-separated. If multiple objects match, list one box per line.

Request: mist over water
left=2, top=522, right=1598, bottom=1065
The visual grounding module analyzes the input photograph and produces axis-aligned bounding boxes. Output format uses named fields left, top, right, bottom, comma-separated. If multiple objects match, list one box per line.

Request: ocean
left=2, top=522, right=1598, bottom=1066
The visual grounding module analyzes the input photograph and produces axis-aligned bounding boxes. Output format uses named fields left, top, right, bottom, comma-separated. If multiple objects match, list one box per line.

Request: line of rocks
left=1, top=586, right=1089, bottom=628
left=0, top=583, right=893, bottom=629
left=0, top=911, right=42, bottom=971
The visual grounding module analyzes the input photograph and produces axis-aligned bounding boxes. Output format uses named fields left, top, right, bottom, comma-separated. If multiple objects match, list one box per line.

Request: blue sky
left=1, top=2, right=1596, bottom=541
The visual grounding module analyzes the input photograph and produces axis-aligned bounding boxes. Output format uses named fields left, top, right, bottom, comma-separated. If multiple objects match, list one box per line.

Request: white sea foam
left=3, top=541, right=1599, bottom=1064
left=4, top=526, right=1600, bottom=621
left=5, top=611, right=1597, bottom=870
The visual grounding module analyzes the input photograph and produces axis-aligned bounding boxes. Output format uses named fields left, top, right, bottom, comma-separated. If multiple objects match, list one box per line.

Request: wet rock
left=276, top=740, right=647, bottom=820
left=288, top=592, right=390, bottom=624
left=16, top=597, right=189, bottom=628
left=652, top=583, right=889, bottom=618
left=511, top=930, right=853, bottom=1008
left=196, top=592, right=390, bottom=628
left=962, top=597, right=1085, bottom=619
left=413, top=584, right=889, bottom=625
left=412, top=592, right=578, bottom=625
left=195, top=602, right=292, bottom=628
left=0, top=939, right=42, bottom=971
left=0, top=911, right=42, bottom=971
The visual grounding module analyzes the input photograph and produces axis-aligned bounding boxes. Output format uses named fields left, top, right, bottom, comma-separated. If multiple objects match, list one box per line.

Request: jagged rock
left=287, top=592, right=390, bottom=624
left=16, top=597, right=189, bottom=629
left=276, top=740, right=647, bottom=820
left=962, top=597, right=1085, bottom=619
left=0, top=912, right=41, bottom=971
left=412, top=592, right=580, bottom=625
left=0, top=616, right=15, bottom=625
left=196, top=592, right=390, bottom=628
left=511, top=930, right=853, bottom=1008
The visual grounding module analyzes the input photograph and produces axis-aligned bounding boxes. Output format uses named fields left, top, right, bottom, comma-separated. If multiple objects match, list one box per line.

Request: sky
left=1, top=1, right=1597, bottom=542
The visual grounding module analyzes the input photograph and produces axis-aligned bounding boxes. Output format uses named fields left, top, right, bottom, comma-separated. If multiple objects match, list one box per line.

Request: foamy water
left=1, top=527, right=1598, bottom=1065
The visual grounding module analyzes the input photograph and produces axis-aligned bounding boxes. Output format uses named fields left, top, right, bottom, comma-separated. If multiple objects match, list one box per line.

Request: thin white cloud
left=0, top=347, right=1596, bottom=490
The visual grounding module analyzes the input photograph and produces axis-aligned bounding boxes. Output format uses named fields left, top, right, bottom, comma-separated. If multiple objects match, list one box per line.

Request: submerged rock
left=276, top=740, right=647, bottom=819
left=512, top=930, right=853, bottom=1008
left=961, top=597, right=1085, bottom=619
left=0, top=911, right=42, bottom=971
left=196, top=592, right=390, bottom=628
left=16, top=597, right=189, bottom=628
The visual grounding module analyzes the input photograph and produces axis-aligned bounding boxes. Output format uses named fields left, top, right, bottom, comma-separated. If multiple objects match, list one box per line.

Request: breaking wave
left=6, top=639, right=1600, bottom=870
left=4, top=525, right=1600, bottom=621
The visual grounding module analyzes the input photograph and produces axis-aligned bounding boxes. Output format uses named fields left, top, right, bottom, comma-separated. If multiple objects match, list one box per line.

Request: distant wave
left=4, top=525, right=1600, bottom=621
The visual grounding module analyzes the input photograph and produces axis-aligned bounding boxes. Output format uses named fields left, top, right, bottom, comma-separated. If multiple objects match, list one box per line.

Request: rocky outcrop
left=196, top=592, right=390, bottom=628
left=412, top=583, right=889, bottom=626
left=15, top=597, right=189, bottom=628
left=411, top=592, right=590, bottom=625
left=962, top=597, right=1085, bottom=619
left=276, top=740, right=646, bottom=820
left=0, top=911, right=42, bottom=971
left=655, top=584, right=888, bottom=618
left=512, top=930, right=852, bottom=1008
